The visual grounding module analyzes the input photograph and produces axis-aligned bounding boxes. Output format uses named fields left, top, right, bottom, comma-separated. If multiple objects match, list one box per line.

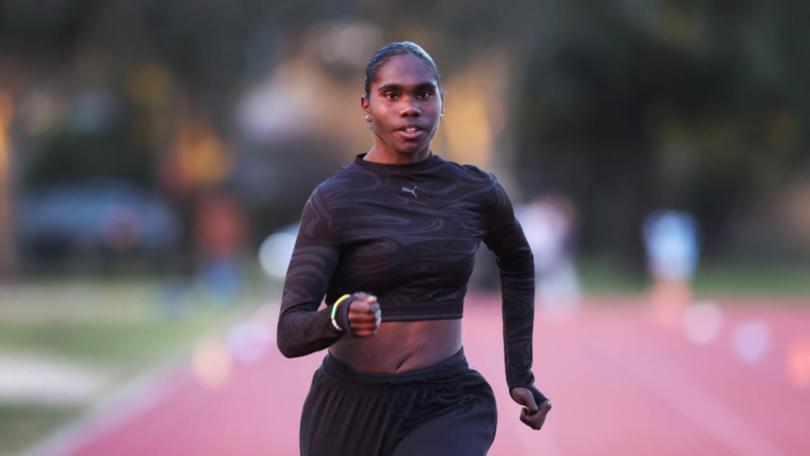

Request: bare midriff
left=329, top=319, right=462, bottom=374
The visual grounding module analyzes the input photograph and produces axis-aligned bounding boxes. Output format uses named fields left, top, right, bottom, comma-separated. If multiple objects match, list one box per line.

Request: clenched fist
left=347, top=292, right=381, bottom=337
left=511, top=387, right=552, bottom=430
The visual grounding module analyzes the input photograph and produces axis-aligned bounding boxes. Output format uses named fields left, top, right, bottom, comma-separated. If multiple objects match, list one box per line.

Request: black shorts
left=300, top=348, right=498, bottom=456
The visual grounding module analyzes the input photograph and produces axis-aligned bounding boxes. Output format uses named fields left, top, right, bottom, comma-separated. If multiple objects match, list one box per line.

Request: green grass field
left=578, top=256, right=810, bottom=296
left=0, top=403, right=81, bottom=456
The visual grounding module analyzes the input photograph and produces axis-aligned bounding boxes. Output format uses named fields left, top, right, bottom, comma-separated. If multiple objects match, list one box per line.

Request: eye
left=383, top=91, right=399, bottom=101
left=417, top=90, right=433, bottom=100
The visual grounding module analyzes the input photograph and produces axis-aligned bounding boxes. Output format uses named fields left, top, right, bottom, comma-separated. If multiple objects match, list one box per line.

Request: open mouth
left=397, top=125, right=425, bottom=139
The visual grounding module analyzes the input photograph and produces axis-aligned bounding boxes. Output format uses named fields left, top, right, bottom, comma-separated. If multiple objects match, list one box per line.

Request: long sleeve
left=482, top=175, right=548, bottom=403
left=277, top=187, right=346, bottom=358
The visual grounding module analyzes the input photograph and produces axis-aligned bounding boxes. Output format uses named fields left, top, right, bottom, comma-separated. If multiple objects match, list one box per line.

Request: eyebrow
left=376, top=82, right=437, bottom=93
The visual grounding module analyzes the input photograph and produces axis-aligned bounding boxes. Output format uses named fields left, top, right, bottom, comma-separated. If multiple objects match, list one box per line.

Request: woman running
left=277, top=41, right=551, bottom=456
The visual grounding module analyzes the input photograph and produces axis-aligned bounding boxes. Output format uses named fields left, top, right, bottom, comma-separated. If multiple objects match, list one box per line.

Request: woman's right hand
left=347, top=292, right=381, bottom=337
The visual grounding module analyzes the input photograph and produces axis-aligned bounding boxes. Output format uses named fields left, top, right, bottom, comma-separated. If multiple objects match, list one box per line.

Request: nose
left=399, top=99, right=421, bottom=118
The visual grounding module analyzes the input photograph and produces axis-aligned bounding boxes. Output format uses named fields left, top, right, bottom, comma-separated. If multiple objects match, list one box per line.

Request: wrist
left=330, top=293, right=357, bottom=335
left=337, top=294, right=354, bottom=335
left=330, top=294, right=353, bottom=332
left=511, top=384, right=549, bottom=405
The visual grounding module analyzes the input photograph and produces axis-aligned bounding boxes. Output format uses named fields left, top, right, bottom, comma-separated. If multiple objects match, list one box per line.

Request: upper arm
left=482, top=174, right=532, bottom=265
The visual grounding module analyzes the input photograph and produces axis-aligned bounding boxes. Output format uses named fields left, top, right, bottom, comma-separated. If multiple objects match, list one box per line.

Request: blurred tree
left=0, top=0, right=807, bottom=264
left=512, top=0, right=810, bottom=262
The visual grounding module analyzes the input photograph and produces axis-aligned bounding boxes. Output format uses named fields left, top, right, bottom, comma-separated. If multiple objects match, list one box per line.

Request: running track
left=41, top=295, right=810, bottom=455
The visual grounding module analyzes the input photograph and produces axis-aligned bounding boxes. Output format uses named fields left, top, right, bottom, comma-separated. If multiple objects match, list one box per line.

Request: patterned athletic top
left=278, top=152, right=540, bottom=394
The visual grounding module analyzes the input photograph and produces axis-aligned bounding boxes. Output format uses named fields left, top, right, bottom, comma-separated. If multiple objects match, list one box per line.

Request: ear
left=439, top=89, right=446, bottom=117
left=360, top=95, right=370, bottom=119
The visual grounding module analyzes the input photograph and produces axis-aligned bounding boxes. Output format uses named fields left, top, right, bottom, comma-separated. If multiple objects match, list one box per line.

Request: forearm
left=499, top=253, right=537, bottom=390
left=499, top=256, right=551, bottom=407
left=277, top=302, right=350, bottom=357
left=276, top=186, right=345, bottom=358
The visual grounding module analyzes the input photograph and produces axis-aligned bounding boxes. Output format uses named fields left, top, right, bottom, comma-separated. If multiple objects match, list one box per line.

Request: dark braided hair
left=363, top=41, right=443, bottom=99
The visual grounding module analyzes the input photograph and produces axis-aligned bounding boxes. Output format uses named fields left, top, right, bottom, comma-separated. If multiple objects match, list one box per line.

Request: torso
left=329, top=319, right=462, bottom=373
left=317, top=154, right=498, bottom=373
left=319, top=154, right=496, bottom=322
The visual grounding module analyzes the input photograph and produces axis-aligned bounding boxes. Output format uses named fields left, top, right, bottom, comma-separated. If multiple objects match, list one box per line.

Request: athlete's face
left=361, top=53, right=443, bottom=160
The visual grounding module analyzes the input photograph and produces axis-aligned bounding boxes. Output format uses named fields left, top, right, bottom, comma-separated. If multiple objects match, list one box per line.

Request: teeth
left=405, top=127, right=416, bottom=132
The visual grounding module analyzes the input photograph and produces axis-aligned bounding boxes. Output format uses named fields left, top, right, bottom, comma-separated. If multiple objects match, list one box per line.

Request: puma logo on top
left=401, top=185, right=418, bottom=197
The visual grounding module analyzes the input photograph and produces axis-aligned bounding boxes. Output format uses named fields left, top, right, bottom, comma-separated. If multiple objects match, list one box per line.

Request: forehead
left=372, top=53, right=438, bottom=88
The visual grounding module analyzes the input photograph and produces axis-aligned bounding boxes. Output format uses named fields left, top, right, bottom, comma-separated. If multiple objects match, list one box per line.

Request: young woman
left=277, top=41, right=551, bottom=456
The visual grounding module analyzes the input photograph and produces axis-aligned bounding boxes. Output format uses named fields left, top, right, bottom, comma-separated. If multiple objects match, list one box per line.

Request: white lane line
left=601, top=327, right=784, bottom=456
left=19, top=355, right=186, bottom=456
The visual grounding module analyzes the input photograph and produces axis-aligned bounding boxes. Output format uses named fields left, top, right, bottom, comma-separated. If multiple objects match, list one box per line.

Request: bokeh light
left=731, top=320, right=771, bottom=364
left=682, top=300, right=723, bottom=345
left=786, top=336, right=810, bottom=389
left=191, top=339, right=232, bottom=390
left=228, top=320, right=272, bottom=364
left=258, top=227, right=298, bottom=280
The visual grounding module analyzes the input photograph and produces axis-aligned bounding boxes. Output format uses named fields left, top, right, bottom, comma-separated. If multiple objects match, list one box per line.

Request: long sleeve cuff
left=277, top=305, right=344, bottom=358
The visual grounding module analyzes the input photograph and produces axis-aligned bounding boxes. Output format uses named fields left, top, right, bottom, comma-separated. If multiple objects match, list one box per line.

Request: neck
left=364, top=146, right=431, bottom=165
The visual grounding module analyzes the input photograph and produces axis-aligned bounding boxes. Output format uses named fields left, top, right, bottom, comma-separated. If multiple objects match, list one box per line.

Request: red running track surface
left=54, top=294, right=809, bottom=455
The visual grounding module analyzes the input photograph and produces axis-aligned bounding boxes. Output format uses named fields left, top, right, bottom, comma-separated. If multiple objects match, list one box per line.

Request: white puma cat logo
left=401, top=185, right=418, bottom=198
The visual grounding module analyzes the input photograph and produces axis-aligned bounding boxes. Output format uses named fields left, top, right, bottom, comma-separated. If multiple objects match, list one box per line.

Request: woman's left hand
left=510, top=387, right=552, bottom=430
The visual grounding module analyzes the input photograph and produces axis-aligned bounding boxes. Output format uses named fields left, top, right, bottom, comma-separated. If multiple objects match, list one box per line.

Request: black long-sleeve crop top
left=277, top=152, right=543, bottom=396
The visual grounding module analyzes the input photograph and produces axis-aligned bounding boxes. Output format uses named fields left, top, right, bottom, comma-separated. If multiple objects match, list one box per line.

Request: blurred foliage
left=513, top=1, right=810, bottom=260
left=25, top=108, right=152, bottom=187
left=1, top=0, right=808, bottom=264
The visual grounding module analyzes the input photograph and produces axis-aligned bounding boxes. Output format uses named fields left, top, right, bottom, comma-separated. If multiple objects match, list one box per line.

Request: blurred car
left=16, top=179, right=181, bottom=267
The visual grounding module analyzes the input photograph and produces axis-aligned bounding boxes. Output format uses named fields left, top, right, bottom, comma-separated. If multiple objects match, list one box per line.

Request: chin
left=396, top=142, right=429, bottom=156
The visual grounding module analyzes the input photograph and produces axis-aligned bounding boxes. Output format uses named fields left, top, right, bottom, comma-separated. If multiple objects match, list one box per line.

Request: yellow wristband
left=331, top=293, right=352, bottom=331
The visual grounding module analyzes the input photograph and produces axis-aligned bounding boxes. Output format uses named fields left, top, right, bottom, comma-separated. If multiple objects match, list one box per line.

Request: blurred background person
left=517, top=193, right=582, bottom=322
left=643, top=209, right=700, bottom=326
left=194, top=192, right=248, bottom=305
